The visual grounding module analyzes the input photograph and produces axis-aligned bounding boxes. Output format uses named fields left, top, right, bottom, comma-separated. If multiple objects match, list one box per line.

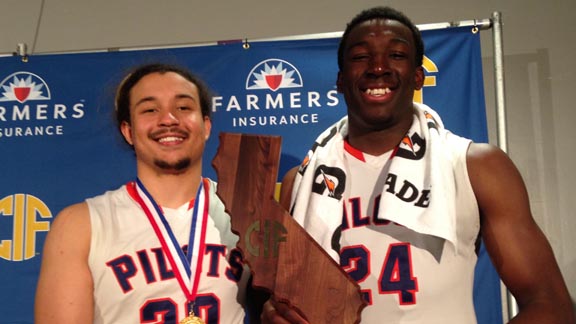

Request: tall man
left=35, top=63, right=249, bottom=324
left=263, top=6, right=574, bottom=324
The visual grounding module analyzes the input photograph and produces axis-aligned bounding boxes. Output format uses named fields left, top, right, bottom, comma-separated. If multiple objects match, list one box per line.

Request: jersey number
left=341, top=243, right=418, bottom=305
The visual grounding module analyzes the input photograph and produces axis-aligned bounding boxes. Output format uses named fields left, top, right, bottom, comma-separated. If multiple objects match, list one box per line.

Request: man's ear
left=414, top=66, right=425, bottom=90
left=203, top=117, right=212, bottom=141
left=336, top=71, right=343, bottom=93
left=120, top=121, right=133, bottom=145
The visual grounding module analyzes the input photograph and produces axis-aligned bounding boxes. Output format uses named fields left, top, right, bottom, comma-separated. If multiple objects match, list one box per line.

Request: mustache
left=149, top=127, right=188, bottom=139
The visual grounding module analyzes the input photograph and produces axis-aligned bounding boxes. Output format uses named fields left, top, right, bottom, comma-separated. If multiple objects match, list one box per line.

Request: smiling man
left=35, top=63, right=250, bottom=324
left=262, top=6, right=574, bottom=324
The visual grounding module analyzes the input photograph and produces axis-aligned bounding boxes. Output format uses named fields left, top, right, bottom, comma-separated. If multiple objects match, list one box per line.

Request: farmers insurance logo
left=0, top=194, right=51, bottom=261
left=0, top=71, right=86, bottom=139
left=0, top=72, right=51, bottom=103
left=213, top=58, right=340, bottom=128
left=246, top=59, right=303, bottom=91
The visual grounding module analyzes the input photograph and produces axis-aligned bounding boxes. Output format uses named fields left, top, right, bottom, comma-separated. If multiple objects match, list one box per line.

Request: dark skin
left=262, top=18, right=574, bottom=324
left=336, top=19, right=424, bottom=155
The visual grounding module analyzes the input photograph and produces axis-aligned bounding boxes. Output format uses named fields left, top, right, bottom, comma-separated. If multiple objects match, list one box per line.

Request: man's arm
left=467, top=143, right=574, bottom=323
left=278, top=166, right=299, bottom=210
left=34, top=202, right=94, bottom=323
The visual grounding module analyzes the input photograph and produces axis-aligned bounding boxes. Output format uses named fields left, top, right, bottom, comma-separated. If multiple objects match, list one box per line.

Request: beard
left=154, top=157, right=191, bottom=173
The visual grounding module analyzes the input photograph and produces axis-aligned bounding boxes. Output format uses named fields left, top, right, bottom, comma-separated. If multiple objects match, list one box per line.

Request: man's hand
left=261, top=298, right=310, bottom=324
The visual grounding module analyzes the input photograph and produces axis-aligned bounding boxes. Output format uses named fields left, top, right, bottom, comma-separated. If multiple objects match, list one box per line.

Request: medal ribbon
left=131, top=178, right=210, bottom=303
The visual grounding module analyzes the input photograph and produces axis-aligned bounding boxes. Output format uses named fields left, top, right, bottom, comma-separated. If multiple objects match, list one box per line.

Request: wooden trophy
left=212, top=132, right=366, bottom=323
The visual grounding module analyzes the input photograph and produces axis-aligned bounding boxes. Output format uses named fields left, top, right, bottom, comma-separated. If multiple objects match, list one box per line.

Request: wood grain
left=212, top=132, right=365, bottom=324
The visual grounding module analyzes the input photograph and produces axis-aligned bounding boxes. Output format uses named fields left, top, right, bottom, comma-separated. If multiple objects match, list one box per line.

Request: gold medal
left=180, top=310, right=205, bottom=324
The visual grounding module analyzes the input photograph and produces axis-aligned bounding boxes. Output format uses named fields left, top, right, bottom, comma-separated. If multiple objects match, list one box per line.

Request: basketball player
left=262, top=6, right=574, bottom=324
left=35, top=63, right=250, bottom=324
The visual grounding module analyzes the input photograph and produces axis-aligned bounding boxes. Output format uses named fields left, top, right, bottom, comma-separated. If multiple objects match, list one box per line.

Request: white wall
left=1, top=0, right=574, bottom=308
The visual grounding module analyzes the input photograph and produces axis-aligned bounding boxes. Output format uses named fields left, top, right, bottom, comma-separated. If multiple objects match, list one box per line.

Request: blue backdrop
left=0, top=26, right=501, bottom=323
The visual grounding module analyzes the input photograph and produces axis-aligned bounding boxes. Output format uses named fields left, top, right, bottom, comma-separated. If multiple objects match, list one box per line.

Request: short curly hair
left=337, top=6, right=424, bottom=70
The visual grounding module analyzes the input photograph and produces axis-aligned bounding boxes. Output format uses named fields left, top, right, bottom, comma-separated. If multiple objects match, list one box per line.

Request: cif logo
left=245, top=59, right=303, bottom=91
left=244, top=219, right=287, bottom=258
left=0, top=72, right=51, bottom=103
left=0, top=194, right=52, bottom=261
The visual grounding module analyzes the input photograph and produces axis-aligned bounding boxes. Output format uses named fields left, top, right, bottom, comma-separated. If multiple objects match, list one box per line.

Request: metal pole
left=492, top=11, right=518, bottom=322
left=492, top=11, right=509, bottom=153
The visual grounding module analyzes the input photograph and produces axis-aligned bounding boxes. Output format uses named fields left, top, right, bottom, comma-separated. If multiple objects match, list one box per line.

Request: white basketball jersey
left=341, top=137, right=479, bottom=323
left=87, top=179, right=248, bottom=324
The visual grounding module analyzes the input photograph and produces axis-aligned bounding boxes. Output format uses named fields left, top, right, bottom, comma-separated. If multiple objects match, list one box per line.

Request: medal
left=180, top=310, right=205, bottom=324
left=180, top=301, right=205, bottom=324
left=131, top=178, right=210, bottom=324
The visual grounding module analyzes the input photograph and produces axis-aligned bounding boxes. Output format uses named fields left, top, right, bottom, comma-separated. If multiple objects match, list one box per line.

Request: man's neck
left=347, top=107, right=415, bottom=156
left=347, top=123, right=411, bottom=156
left=137, top=166, right=203, bottom=209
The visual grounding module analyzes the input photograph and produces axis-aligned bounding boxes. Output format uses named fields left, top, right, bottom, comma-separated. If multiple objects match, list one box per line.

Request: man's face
left=120, top=71, right=211, bottom=174
left=337, top=19, right=424, bottom=131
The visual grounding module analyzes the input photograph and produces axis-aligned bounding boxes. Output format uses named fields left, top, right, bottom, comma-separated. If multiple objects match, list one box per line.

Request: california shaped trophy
left=212, top=132, right=366, bottom=323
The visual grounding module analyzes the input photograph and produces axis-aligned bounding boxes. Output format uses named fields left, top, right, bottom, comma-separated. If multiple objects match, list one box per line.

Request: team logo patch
left=312, top=165, right=346, bottom=200
left=396, top=133, right=426, bottom=160
left=0, top=72, right=51, bottom=103
left=245, top=59, right=303, bottom=91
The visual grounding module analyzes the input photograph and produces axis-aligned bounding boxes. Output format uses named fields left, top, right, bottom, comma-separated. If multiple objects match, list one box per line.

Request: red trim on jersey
left=344, top=139, right=400, bottom=161
left=390, top=145, right=399, bottom=159
left=126, top=182, right=196, bottom=212
left=344, top=139, right=365, bottom=162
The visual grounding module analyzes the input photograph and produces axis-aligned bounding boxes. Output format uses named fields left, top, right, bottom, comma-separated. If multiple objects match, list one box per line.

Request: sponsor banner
left=0, top=26, right=500, bottom=323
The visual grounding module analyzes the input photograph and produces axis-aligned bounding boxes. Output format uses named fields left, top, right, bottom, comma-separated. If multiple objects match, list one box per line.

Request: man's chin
left=154, top=158, right=191, bottom=173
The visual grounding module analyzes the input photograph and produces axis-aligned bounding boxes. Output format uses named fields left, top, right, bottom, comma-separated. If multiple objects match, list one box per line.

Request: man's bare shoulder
left=466, top=142, right=518, bottom=180
left=466, top=142, right=505, bottom=162
left=49, top=201, right=91, bottom=238
left=465, top=142, right=529, bottom=216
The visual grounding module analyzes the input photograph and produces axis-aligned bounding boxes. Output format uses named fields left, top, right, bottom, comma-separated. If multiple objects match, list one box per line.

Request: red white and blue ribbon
left=129, top=178, right=210, bottom=303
